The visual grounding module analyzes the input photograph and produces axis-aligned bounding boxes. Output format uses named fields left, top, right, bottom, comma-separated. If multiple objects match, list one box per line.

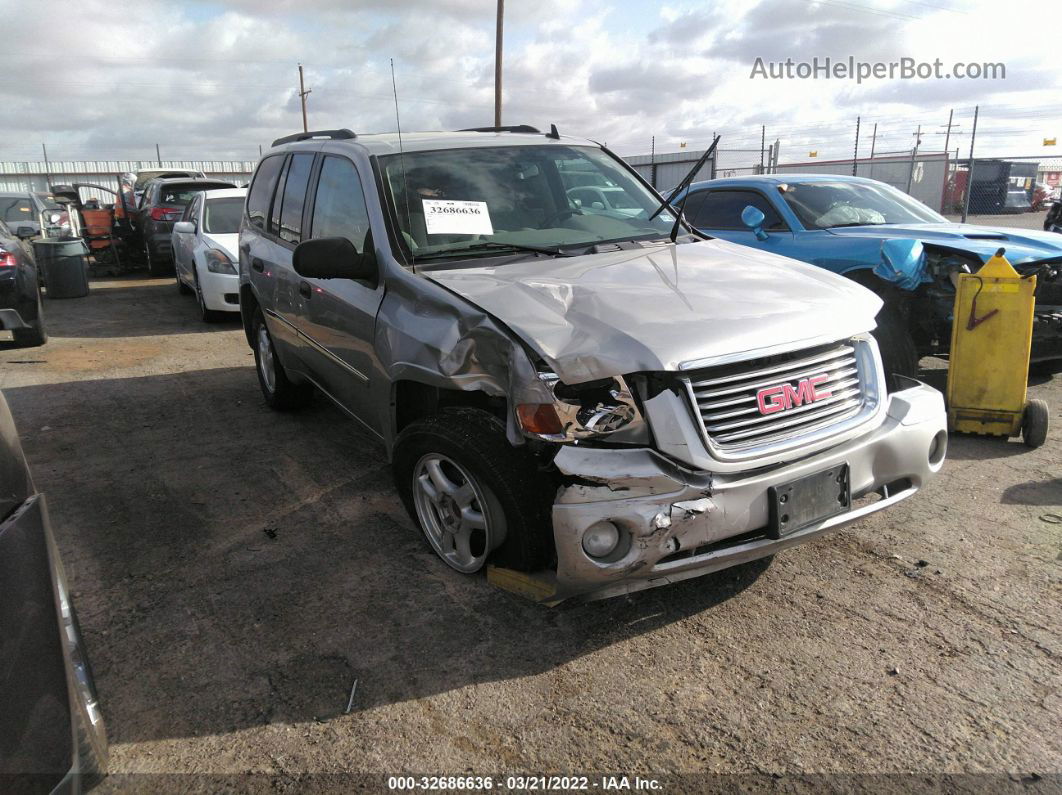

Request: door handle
left=299, top=281, right=312, bottom=298
left=251, top=257, right=264, bottom=272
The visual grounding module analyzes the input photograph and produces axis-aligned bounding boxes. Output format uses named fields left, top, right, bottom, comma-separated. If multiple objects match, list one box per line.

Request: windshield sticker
left=423, top=200, right=494, bottom=235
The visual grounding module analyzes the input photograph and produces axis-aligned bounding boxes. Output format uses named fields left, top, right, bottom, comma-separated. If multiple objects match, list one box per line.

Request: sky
left=0, top=0, right=1058, bottom=169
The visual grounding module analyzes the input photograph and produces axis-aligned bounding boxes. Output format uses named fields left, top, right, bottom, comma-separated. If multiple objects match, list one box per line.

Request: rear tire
left=12, top=288, right=47, bottom=348
left=251, top=308, right=312, bottom=410
left=393, top=408, right=555, bottom=573
left=145, top=242, right=168, bottom=277
left=1021, top=399, right=1049, bottom=449
left=872, top=305, right=919, bottom=391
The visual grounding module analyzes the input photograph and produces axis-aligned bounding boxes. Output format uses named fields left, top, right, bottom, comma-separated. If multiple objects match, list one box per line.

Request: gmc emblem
left=756, top=374, right=832, bottom=415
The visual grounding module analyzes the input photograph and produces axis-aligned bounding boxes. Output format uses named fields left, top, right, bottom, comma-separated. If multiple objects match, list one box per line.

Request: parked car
left=0, top=217, right=46, bottom=347
left=237, top=127, right=947, bottom=603
left=132, top=168, right=205, bottom=205
left=1045, top=200, right=1062, bottom=234
left=669, top=175, right=1062, bottom=381
left=172, top=187, right=246, bottom=321
left=566, top=185, right=643, bottom=217
left=0, top=389, right=108, bottom=789
left=0, top=190, right=67, bottom=238
left=135, top=177, right=236, bottom=276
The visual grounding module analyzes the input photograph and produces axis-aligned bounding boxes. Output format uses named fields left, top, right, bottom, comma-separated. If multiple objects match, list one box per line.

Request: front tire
left=251, top=308, right=312, bottom=410
left=393, top=408, right=555, bottom=573
left=872, top=304, right=919, bottom=391
left=195, top=270, right=225, bottom=323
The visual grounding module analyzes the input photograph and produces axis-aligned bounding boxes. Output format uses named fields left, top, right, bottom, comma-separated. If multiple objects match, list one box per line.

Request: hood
left=827, top=223, right=1062, bottom=265
left=426, top=239, right=882, bottom=383
left=203, top=232, right=238, bottom=260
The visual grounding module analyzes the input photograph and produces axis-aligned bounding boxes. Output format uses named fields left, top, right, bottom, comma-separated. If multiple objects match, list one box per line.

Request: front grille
left=682, top=339, right=869, bottom=452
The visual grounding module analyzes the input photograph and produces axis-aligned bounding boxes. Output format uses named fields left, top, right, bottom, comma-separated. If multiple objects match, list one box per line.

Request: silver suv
left=238, top=126, right=947, bottom=602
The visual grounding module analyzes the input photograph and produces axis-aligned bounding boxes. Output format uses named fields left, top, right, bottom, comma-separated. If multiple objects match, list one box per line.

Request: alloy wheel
left=411, top=453, right=493, bottom=573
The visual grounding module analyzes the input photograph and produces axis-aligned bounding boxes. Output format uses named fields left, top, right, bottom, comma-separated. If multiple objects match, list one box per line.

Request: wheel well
left=240, top=285, right=258, bottom=346
left=393, top=380, right=506, bottom=434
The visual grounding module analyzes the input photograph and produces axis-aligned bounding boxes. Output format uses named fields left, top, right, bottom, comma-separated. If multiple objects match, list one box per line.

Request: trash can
left=35, top=239, right=90, bottom=299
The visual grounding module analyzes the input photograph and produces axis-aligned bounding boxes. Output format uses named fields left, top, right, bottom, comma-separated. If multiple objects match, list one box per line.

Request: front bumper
left=199, top=269, right=240, bottom=312
left=548, top=381, right=946, bottom=602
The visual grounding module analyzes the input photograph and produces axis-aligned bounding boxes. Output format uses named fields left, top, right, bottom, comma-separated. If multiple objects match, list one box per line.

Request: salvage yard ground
left=0, top=272, right=1060, bottom=786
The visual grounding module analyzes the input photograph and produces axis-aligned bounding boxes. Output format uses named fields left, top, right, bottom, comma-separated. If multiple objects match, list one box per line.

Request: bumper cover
left=548, top=381, right=946, bottom=602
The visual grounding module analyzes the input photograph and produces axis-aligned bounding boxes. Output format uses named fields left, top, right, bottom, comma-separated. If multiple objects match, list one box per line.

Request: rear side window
left=0, top=196, right=34, bottom=223
left=310, top=156, right=371, bottom=252
left=246, top=155, right=285, bottom=232
left=685, top=190, right=787, bottom=231
left=277, top=153, right=314, bottom=244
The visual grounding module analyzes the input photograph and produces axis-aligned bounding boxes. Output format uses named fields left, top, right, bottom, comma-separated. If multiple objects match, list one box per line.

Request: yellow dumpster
left=946, top=248, right=1049, bottom=448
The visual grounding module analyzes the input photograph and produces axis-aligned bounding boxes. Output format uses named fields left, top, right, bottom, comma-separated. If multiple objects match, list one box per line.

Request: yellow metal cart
left=946, top=249, right=1050, bottom=448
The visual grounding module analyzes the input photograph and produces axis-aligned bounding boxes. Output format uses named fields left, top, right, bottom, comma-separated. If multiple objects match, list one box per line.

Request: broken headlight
left=515, top=373, right=648, bottom=443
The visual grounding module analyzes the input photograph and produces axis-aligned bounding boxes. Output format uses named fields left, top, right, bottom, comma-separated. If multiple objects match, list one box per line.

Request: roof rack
left=459, top=125, right=541, bottom=134
left=271, top=129, right=357, bottom=147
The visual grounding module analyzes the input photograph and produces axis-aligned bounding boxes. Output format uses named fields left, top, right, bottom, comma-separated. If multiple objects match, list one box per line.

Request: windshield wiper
left=414, top=241, right=571, bottom=261
left=828, top=221, right=886, bottom=228
left=647, top=134, right=720, bottom=223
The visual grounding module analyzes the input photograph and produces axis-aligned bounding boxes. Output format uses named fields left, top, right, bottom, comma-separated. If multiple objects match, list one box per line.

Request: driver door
left=684, top=189, right=794, bottom=253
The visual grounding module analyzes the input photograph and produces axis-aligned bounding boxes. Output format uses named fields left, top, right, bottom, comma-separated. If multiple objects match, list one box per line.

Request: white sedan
left=171, top=188, right=246, bottom=321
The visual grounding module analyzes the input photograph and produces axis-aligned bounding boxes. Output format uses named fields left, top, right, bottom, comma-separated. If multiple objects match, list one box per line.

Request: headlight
left=205, top=249, right=236, bottom=274
left=515, top=373, right=647, bottom=443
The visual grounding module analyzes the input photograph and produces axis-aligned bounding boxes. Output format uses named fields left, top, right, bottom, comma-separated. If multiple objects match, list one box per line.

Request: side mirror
left=293, top=235, right=377, bottom=284
left=16, top=226, right=36, bottom=240
left=875, top=238, right=927, bottom=291
left=741, top=205, right=769, bottom=241
left=173, top=221, right=195, bottom=235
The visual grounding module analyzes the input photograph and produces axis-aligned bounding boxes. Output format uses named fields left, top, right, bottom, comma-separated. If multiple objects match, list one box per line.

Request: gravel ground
left=1, top=273, right=1060, bottom=791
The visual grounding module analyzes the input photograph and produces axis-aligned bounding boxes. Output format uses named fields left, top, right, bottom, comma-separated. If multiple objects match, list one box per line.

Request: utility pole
left=852, top=116, right=861, bottom=176
left=961, top=105, right=979, bottom=223
left=494, top=0, right=504, bottom=127
left=906, top=124, right=922, bottom=194
left=760, top=125, right=766, bottom=172
left=156, top=143, right=162, bottom=166
left=298, top=63, right=311, bottom=133
left=868, top=122, right=878, bottom=178
left=41, top=143, right=50, bottom=185
left=650, top=135, right=656, bottom=187
left=941, top=109, right=955, bottom=160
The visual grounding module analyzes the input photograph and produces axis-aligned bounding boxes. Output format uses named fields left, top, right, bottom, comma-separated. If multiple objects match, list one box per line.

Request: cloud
left=0, top=0, right=1058, bottom=165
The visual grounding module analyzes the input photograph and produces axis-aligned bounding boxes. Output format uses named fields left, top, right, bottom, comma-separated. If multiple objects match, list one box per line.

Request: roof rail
left=459, top=125, right=541, bottom=134
left=270, top=129, right=357, bottom=147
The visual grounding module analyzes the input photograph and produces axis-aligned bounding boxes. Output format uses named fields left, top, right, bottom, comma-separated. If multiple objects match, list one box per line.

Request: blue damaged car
left=669, top=174, right=1062, bottom=383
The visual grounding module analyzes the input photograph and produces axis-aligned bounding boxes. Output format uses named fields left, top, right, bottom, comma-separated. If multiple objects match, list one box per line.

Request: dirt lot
left=1, top=273, right=1060, bottom=790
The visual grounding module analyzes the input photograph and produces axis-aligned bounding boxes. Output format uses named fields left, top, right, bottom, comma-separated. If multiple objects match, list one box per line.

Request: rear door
left=296, top=154, right=386, bottom=435
left=241, top=154, right=294, bottom=351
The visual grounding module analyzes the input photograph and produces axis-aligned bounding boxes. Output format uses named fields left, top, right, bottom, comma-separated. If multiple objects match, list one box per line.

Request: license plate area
left=768, top=464, right=850, bottom=539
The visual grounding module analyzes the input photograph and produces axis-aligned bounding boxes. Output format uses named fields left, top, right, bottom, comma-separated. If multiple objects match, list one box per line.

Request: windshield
left=204, top=197, right=243, bottom=234
left=780, top=180, right=946, bottom=229
left=379, top=144, right=677, bottom=261
left=33, top=192, right=61, bottom=210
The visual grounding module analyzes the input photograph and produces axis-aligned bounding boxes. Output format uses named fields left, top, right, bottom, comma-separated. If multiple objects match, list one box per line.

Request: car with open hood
left=237, top=126, right=947, bottom=603
left=668, top=174, right=1062, bottom=381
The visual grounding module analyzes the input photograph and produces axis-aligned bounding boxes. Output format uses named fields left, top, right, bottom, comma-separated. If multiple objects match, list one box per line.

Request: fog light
left=928, top=430, right=948, bottom=466
left=582, top=521, right=620, bottom=558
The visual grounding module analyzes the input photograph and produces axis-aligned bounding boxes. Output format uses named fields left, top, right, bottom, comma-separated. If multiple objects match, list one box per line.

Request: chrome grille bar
left=682, top=339, right=870, bottom=453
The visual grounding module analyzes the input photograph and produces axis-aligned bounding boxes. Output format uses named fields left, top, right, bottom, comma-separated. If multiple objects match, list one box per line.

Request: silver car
left=238, top=127, right=947, bottom=602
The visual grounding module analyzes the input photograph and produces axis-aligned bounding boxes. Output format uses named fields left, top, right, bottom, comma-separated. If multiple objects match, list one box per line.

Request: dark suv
left=238, top=127, right=944, bottom=603
left=136, top=177, right=235, bottom=275
left=0, top=218, right=45, bottom=347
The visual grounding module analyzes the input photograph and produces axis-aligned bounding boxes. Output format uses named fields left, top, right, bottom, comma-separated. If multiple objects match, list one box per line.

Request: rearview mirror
left=875, top=238, right=927, bottom=291
left=16, top=226, right=36, bottom=240
left=293, top=235, right=377, bottom=284
left=740, top=205, right=768, bottom=241
left=173, top=221, right=195, bottom=235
